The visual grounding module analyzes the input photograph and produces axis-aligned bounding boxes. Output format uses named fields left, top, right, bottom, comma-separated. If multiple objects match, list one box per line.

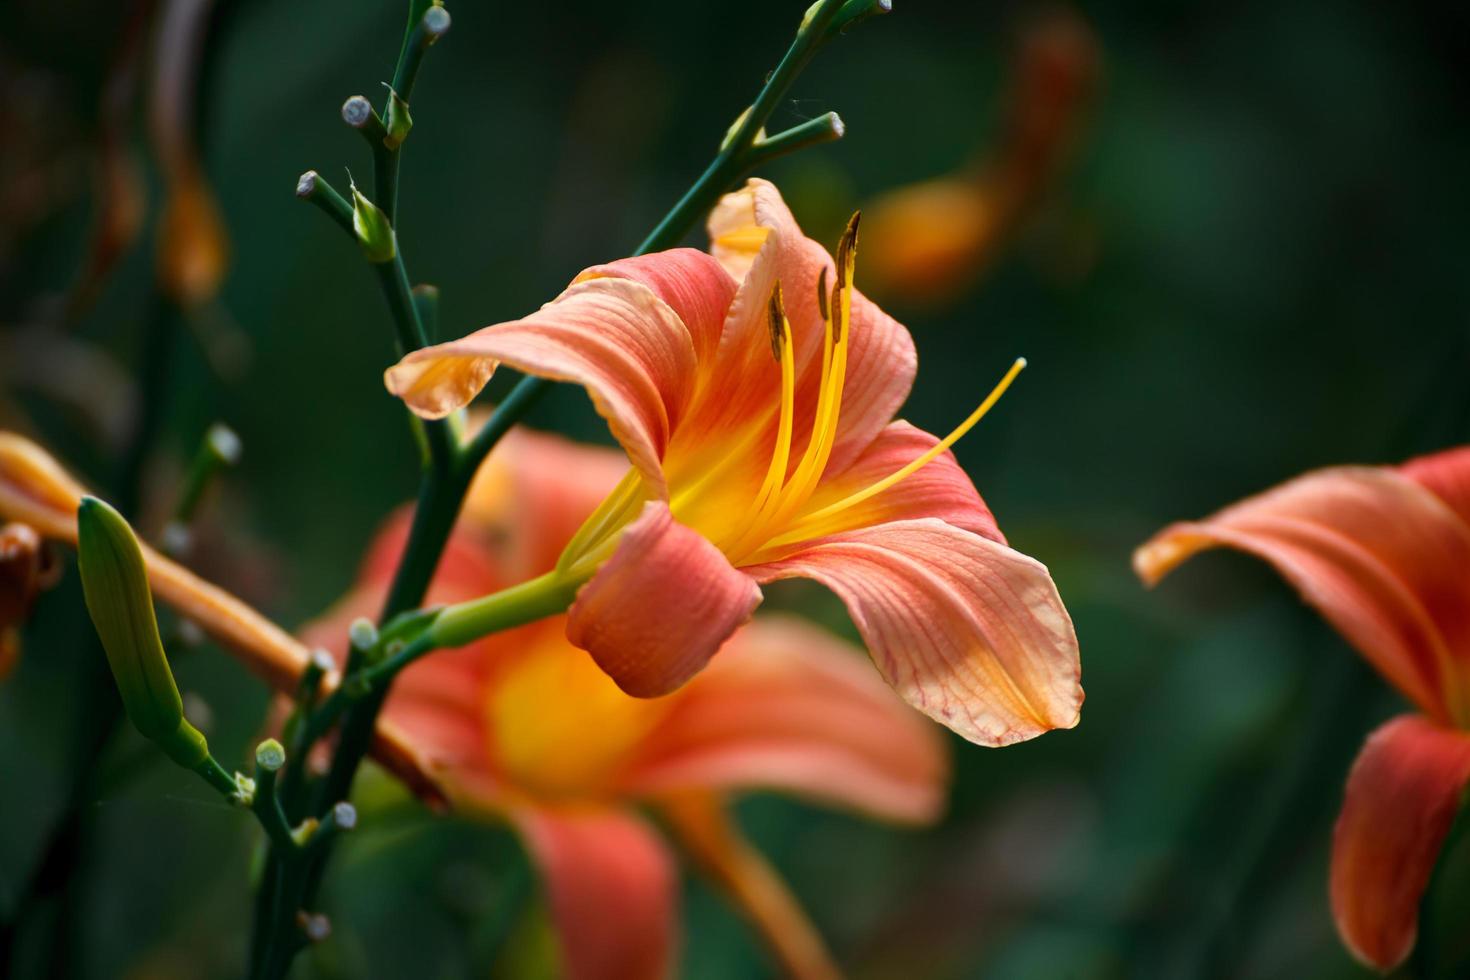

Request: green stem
left=253, top=1, right=867, bottom=973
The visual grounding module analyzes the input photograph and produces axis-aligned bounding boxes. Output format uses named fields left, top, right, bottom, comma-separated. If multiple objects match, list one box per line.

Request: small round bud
left=296, top=911, right=332, bottom=943
left=341, top=95, right=374, bottom=129
left=422, top=5, right=451, bottom=40
left=206, top=423, right=242, bottom=465
left=348, top=617, right=378, bottom=652
left=309, top=647, right=336, bottom=674
left=255, top=738, right=286, bottom=772
left=331, top=801, right=358, bottom=832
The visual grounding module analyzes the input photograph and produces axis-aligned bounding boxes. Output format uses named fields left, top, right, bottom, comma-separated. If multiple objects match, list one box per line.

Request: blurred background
left=3, top=0, right=1470, bottom=977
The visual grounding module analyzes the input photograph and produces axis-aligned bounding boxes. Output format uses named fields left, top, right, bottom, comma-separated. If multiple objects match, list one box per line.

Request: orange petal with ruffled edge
left=386, top=277, right=702, bottom=493
left=1331, top=714, right=1470, bottom=971
left=1400, top=445, right=1470, bottom=527
left=1134, top=464, right=1470, bottom=723
left=621, top=614, right=947, bottom=823
left=749, top=519, right=1082, bottom=747
left=511, top=806, right=678, bottom=980
left=567, top=502, right=761, bottom=697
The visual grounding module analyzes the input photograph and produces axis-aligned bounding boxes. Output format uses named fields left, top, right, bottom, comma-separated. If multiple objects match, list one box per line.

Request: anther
left=766, top=281, right=786, bottom=362
left=834, top=211, right=861, bottom=290
left=816, top=267, right=830, bottom=322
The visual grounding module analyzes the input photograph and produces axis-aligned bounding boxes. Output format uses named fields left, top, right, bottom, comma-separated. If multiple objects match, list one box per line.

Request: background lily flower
left=304, top=425, right=948, bottom=980
left=1134, top=445, right=1470, bottom=971
left=384, top=178, right=1082, bottom=747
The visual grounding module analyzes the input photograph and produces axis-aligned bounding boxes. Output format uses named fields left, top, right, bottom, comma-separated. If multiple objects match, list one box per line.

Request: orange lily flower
left=304, top=426, right=947, bottom=980
left=385, top=179, right=1083, bottom=747
left=1134, top=446, right=1470, bottom=971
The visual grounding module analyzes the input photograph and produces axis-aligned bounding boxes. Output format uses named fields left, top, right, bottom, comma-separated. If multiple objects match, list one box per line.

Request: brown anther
left=834, top=211, right=861, bottom=290
left=816, top=266, right=830, bottom=322
left=766, top=281, right=787, bottom=362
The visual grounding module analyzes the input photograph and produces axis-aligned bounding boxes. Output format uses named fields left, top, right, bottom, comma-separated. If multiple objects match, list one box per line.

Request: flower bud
left=77, top=496, right=209, bottom=769
left=350, top=183, right=396, bottom=264
left=382, top=85, right=413, bottom=150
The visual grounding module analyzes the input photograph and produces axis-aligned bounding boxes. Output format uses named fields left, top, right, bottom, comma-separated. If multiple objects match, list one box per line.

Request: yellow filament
left=556, top=467, right=646, bottom=572
left=725, top=267, right=852, bottom=560
left=777, top=357, right=1027, bottom=542
left=747, top=313, right=798, bottom=519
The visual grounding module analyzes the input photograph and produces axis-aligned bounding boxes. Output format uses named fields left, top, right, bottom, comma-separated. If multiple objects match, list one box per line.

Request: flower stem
left=255, top=0, right=881, bottom=974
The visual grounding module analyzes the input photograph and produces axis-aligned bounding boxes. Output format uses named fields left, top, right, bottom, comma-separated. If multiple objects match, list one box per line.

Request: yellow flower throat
left=557, top=213, right=1025, bottom=576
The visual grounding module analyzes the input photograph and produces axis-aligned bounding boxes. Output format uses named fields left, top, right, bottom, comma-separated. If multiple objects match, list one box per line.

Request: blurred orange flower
left=1135, top=445, right=1470, bottom=971
left=305, top=426, right=947, bottom=980
left=386, top=178, right=1083, bottom=747
left=860, top=7, right=1100, bottom=306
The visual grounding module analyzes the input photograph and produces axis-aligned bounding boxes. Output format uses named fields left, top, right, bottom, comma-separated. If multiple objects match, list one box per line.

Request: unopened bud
left=77, top=496, right=209, bottom=769
left=348, top=617, right=378, bottom=653
left=330, top=801, right=358, bottom=831
left=382, top=85, right=413, bottom=150
left=349, top=181, right=396, bottom=263
left=255, top=738, right=286, bottom=773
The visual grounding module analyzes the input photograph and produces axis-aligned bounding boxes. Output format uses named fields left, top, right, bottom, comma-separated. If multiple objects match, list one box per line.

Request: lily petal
left=567, top=502, right=762, bottom=697
left=705, top=179, right=917, bottom=475
left=512, top=806, right=678, bottom=980
left=1134, top=465, right=1470, bottom=723
left=621, top=614, right=946, bottom=823
left=790, top=420, right=1004, bottom=545
left=386, top=277, right=698, bottom=493
left=574, top=249, right=737, bottom=367
left=749, top=519, right=1082, bottom=746
left=1400, top=445, right=1470, bottom=527
left=1330, top=714, right=1470, bottom=971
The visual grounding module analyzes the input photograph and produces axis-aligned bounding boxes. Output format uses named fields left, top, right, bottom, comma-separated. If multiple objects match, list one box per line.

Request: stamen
left=816, top=267, right=830, bottom=322
left=766, top=281, right=786, bottom=362
left=740, top=285, right=798, bottom=535
left=782, top=357, right=1027, bottom=537
left=832, top=212, right=859, bottom=342
left=557, top=468, right=646, bottom=572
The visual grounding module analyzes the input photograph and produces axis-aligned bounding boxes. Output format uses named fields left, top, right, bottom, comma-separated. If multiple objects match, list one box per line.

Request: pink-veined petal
left=748, top=519, right=1082, bottom=746
left=794, top=420, right=1004, bottom=544
left=567, top=502, right=762, bottom=697
left=620, top=614, right=947, bottom=824
left=1134, top=465, right=1470, bottom=723
left=1330, top=714, right=1470, bottom=971
left=386, top=277, right=698, bottom=494
left=512, top=805, right=678, bottom=980
left=1400, top=444, right=1470, bottom=528
left=574, top=249, right=737, bottom=368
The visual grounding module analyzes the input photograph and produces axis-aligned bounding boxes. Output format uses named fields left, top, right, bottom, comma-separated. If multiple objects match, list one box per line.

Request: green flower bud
left=382, top=85, right=413, bottom=150
left=77, top=496, right=209, bottom=770
left=350, top=182, right=396, bottom=263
